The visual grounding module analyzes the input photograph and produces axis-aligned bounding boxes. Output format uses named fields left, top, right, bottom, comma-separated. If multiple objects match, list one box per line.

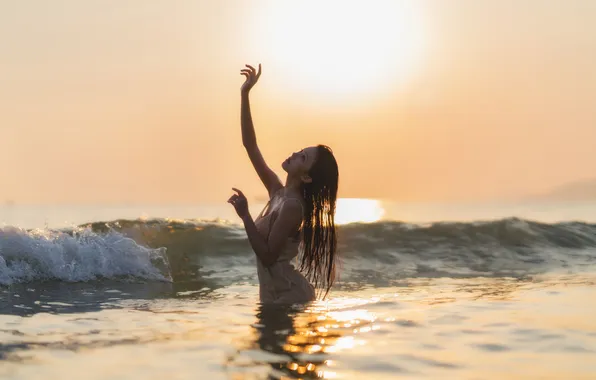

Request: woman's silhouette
left=228, top=64, right=339, bottom=304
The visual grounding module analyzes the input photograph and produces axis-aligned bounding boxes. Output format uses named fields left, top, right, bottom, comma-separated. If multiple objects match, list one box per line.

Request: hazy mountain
left=532, top=178, right=596, bottom=201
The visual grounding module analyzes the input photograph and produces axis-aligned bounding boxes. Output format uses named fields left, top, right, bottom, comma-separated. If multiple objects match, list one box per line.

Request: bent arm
left=241, top=92, right=283, bottom=197
left=241, top=200, right=302, bottom=267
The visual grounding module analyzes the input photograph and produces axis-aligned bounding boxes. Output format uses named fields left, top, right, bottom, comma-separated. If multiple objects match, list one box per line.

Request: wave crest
left=0, top=226, right=171, bottom=285
left=3, top=217, right=596, bottom=286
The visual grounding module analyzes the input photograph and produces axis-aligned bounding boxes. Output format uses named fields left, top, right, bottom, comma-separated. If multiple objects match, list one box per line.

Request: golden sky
left=1, top=0, right=595, bottom=204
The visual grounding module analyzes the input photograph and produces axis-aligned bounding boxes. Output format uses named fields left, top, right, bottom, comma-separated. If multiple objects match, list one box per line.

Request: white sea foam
left=0, top=226, right=170, bottom=285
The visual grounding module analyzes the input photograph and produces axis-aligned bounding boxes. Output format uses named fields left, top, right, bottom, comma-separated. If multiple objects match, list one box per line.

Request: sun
left=335, top=198, right=385, bottom=225
left=251, top=0, right=426, bottom=100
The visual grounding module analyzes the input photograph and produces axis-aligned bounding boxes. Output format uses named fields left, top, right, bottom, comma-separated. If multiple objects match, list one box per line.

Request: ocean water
left=2, top=200, right=596, bottom=379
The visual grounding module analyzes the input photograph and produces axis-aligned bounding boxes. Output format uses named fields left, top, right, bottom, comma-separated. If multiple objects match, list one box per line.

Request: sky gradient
left=1, top=0, right=595, bottom=204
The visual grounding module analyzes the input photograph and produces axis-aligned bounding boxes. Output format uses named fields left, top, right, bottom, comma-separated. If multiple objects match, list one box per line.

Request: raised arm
left=240, top=64, right=283, bottom=198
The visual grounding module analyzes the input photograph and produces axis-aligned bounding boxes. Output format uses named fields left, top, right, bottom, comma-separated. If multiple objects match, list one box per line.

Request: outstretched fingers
left=240, top=64, right=262, bottom=80
left=231, top=187, right=246, bottom=199
left=241, top=70, right=254, bottom=83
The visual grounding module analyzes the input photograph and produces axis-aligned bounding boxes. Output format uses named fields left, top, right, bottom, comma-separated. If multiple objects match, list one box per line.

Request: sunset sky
left=1, top=0, right=595, bottom=204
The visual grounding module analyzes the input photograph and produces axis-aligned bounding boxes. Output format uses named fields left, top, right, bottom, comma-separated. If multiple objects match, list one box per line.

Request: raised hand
left=227, top=187, right=250, bottom=219
left=240, top=64, right=262, bottom=94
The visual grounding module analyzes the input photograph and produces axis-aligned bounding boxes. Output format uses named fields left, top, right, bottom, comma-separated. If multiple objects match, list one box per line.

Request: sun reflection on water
left=228, top=297, right=382, bottom=379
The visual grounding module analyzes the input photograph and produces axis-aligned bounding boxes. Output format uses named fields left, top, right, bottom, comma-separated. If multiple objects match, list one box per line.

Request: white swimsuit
left=254, top=191, right=315, bottom=304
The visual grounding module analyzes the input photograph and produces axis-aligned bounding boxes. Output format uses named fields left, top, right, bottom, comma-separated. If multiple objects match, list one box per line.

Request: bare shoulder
left=269, top=186, right=284, bottom=201
left=267, top=196, right=304, bottom=242
left=278, top=198, right=304, bottom=226
left=267, top=180, right=284, bottom=198
left=277, top=198, right=303, bottom=225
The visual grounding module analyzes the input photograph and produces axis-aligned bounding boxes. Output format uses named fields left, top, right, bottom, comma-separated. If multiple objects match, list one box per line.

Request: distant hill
left=532, top=178, right=596, bottom=201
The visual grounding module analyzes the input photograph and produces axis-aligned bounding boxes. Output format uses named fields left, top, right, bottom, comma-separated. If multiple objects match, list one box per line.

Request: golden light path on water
left=335, top=198, right=385, bottom=225
left=249, top=297, right=384, bottom=379
left=227, top=277, right=596, bottom=379
left=4, top=277, right=596, bottom=379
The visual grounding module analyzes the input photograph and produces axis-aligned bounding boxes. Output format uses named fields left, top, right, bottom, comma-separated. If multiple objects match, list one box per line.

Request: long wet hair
left=299, top=145, right=339, bottom=298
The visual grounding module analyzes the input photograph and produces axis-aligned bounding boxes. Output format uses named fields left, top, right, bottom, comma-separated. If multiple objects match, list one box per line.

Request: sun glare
left=335, top=198, right=385, bottom=225
left=252, top=0, right=426, bottom=99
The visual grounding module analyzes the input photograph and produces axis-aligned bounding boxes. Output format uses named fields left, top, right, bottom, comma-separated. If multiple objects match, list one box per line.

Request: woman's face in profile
left=282, top=146, right=318, bottom=178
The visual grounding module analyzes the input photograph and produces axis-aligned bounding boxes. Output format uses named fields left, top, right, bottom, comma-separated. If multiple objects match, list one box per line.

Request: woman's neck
left=284, top=176, right=303, bottom=199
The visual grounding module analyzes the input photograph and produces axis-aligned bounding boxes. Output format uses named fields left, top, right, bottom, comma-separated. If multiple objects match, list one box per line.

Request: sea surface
left=2, top=200, right=596, bottom=379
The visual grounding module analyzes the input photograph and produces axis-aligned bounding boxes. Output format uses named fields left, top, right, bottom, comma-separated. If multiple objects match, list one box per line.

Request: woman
left=227, top=64, right=339, bottom=304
